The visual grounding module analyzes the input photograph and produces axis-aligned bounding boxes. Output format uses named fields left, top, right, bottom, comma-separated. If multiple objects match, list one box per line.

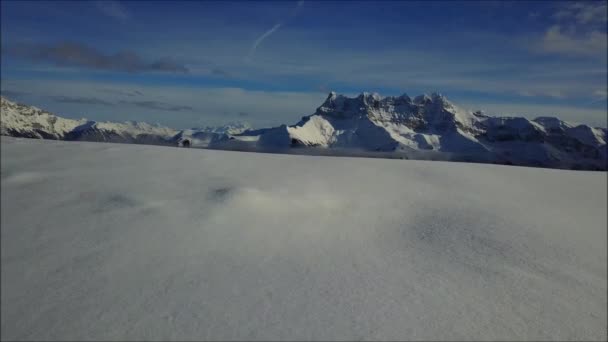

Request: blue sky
left=1, top=0, right=606, bottom=128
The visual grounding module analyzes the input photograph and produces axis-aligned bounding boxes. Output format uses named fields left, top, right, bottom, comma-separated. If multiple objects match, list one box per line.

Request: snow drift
left=1, top=137, right=606, bottom=340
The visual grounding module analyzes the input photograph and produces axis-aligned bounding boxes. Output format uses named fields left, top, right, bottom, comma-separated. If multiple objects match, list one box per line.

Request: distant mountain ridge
left=1, top=94, right=606, bottom=170
left=1, top=96, right=178, bottom=144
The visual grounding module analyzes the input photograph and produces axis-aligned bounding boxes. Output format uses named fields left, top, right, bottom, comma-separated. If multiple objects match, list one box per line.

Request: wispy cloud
left=51, top=95, right=194, bottom=112
left=553, top=1, right=607, bottom=25
left=4, top=42, right=188, bottom=73
left=539, top=25, right=607, bottom=57
left=95, top=0, right=129, bottom=21
left=588, top=89, right=608, bottom=104
left=248, top=23, right=282, bottom=61
left=211, top=67, right=232, bottom=77
left=317, top=84, right=332, bottom=94
left=52, top=96, right=114, bottom=106
left=593, top=89, right=607, bottom=99
left=120, top=100, right=193, bottom=112
left=99, top=88, right=143, bottom=97
left=516, top=88, right=565, bottom=99
left=536, top=2, right=607, bottom=57
left=246, top=0, right=304, bottom=61
left=0, top=89, right=29, bottom=99
left=4, top=79, right=326, bottom=128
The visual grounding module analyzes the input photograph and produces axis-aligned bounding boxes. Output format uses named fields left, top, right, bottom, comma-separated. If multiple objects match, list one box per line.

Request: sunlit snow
left=1, top=137, right=606, bottom=340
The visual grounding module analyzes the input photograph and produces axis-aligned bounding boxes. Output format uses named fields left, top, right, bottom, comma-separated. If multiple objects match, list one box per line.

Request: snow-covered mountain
left=1, top=96, right=87, bottom=139
left=224, top=92, right=607, bottom=170
left=1, top=96, right=178, bottom=145
left=173, top=122, right=252, bottom=147
left=2, top=94, right=606, bottom=170
left=193, top=122, right=252, bottom=135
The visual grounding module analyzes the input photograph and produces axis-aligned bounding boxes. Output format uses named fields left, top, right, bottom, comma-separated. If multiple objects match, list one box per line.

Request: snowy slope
left=1, top=137, right=606, bottom=341
left=65, top=120, right=178, bottom=145
left=0, top=96, right=87, bottom=139
left=1, top=96, right=177, bottom=145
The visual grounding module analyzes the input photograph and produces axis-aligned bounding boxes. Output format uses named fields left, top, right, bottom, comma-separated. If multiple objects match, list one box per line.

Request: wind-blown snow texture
left=1, top=137, right=606, bottom=341
left=2, top=94, right=607, bottom=170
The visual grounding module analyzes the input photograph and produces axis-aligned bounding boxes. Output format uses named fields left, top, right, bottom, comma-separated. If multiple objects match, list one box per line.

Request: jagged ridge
left=1, top=96, right=178, bottom=145
left=2, top=94, right=606, bottom=170
left=232, top=92, right=606, bottom=170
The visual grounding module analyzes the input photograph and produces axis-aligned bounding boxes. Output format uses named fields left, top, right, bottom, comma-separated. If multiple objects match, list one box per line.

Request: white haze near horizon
left=2, top=79, right=607, bottom=129
left=1, top=137, right=607, bottom=341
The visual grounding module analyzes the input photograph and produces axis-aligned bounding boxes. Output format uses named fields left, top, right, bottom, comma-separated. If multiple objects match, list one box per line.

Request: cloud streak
left=211, top=67, right=232, bottom=77
left=95, top=0, right=129, bottom=21
left=0, top=90, right=29, bottom=99
left=553, top=2, right=607, bottom=25
left=4, top=42, right=188, bottom=73
left=50, top=95, right=194, bottom=112
left=99, top=88, right=143, bottom=97
left=539, top=25, right=607, bottom=57
left=536, top=2, right=607, bottom=58
left=587, top=89, right=608, bottom=104
left=248, top=23, right=282, bottom=60
left=120, top=100, right=194, bottom=112
left=52, top=96, right=114, bottom=106
left=247, top=0, right=304, bottom=61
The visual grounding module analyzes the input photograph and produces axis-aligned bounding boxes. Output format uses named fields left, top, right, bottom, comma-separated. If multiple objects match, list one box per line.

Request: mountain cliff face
left=2, top=94, right=606, bottom=170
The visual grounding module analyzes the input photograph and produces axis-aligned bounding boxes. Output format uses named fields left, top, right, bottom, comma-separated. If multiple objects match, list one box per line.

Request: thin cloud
left=51, top=96, right=194, bottom=111
left=52, top=96, right=114, bottom=106
left=553, top=2, right=607, bottom=25
left=247, top=23, right=282, bottom=60
left=0, top=90, right=30, bottom=99
left=95, top=0, right=129, bottom=21
left=317, top=84, right=332, bottom=94
left=593, top=89, right=607, bottom=99
left=120, top=100, right=194, bottom=112
left=4, top=42, right=188, bottom=73
left=247, top=0, right=304, bottom=61
left=517, top=88, right=565, bottom=99
left=99, top=88, right=144, bottom=97
left=211, top=68, right=232, bottom=77
left=536, top=2, right=607, bottom=58
left=539, top=25, right=607, bottom=57
left=587, top=89, right=608, bottom=104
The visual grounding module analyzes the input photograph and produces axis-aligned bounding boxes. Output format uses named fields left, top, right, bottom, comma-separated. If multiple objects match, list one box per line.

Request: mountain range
left=1, top=94, right=606, bottom=170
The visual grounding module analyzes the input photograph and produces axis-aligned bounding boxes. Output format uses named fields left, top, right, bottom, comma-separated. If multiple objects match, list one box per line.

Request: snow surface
left=1, top=137, right=607, bottom=341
